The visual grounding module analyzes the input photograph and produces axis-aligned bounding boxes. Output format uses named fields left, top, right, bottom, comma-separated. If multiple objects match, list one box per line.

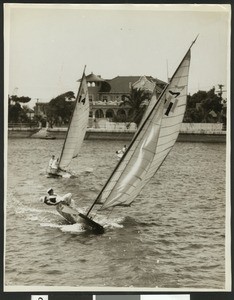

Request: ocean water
left=5, top=138, right=227, bottom=290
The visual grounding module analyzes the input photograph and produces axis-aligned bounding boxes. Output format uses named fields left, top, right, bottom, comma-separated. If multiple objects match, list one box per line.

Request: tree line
left=114, top=87, right=226, bottom=127
left=8, top=91, right=76, bottom=126
left=184, top=88, right=226, bottom=125
left=8, top=87, right=226, bottom=127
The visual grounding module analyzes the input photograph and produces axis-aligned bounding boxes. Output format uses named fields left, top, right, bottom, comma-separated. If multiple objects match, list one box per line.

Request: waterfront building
left=85, top=73, right=166, bottom=122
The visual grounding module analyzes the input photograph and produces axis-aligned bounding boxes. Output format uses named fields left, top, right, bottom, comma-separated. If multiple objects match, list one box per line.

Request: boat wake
left=94, top=215, right=125, bottom=230
left=60, top=223, right=86, bottom=233
left=70, top=168, right=94, bottom=177
left=104, top=220, right=124, bottom=230
left=44, top=168, right=94, bottom=179
left=40, top=222, right=86, bottom=233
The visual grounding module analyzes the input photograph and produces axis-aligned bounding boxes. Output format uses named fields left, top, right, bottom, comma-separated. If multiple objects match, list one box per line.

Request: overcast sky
left=5, top=4, right=231, bottom=108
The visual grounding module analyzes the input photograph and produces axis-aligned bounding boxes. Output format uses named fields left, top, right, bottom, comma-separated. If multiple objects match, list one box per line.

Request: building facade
left=85, top=73, right=166, bottom=121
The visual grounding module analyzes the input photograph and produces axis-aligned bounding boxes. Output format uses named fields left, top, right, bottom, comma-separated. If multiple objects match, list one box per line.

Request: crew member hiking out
left=40, top=188, right=73, bottom=206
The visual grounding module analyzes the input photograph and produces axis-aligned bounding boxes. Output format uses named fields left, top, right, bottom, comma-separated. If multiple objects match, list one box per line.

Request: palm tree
left=120, top=87, right=152, bottom=127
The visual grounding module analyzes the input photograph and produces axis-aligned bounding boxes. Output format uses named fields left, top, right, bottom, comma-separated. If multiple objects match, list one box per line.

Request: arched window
left=117, top=109, right=126, bottom=117
left=116, top=109, right=127, bottom=122
left=95, top=109, right=104, bottom=118
left=106, top=109, right=114, bottom=119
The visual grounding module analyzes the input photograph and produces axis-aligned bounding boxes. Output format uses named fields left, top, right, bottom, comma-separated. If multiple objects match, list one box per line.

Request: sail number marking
left=78, top=90, right=88, bottom=105
left=164, top=90, right=180, bottom=116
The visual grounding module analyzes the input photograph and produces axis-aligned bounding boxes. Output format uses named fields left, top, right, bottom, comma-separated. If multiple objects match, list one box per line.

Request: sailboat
left=57, top=38, right=197, bottom=233
left=47, top=67, right=90, bottom=178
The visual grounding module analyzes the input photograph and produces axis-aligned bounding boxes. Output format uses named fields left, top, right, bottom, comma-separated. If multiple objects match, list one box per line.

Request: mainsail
left=86, top=39, right=196, bottom=220
left=138, top=92, right=158, bottom=129
left=58, top=69, right=89, bottom=170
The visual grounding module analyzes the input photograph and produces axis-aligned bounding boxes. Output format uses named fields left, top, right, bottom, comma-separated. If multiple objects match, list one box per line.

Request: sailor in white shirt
left=48, top=155, right=55, bottom=168
left=40, top=188, right=73, bottom=206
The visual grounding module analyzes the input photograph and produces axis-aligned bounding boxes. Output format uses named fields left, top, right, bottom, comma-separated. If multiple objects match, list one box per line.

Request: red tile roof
left=103, top=76, right=166, bottom=94
left=78, top=72, right=166, bottom=93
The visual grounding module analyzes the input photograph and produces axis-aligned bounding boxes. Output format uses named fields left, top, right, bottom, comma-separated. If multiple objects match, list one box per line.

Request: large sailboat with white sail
left=47, top=67, right=90, bottom=178
left=57, top=38, right=196, bottom=232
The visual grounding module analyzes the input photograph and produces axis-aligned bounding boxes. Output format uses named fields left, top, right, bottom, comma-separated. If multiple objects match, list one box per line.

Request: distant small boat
left=47, top=66, right=90, bottom=178
left=40, top=136, right=56, bottom=140
left=75, top=37, right=197, bottom=234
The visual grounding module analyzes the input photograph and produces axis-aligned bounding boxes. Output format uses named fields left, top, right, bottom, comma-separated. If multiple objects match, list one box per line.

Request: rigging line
left=92, top=202, right=114, bottom=221
left=106, top=205, right=115, bottom=220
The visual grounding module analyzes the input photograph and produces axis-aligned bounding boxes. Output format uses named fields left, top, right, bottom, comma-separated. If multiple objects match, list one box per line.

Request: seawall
left=46, top=127, right=226, bottom=143
left=8, top=127, right=40, bottom=138
left=8, top=123, right=227, bottom=143
left=46, top=123, right=227, bottom=143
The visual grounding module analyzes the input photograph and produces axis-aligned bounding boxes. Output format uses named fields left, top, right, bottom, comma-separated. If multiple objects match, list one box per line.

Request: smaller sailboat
left=57, top=37, right=197, bottom=233
left=115, top=145, right=127, bottom=160
left=47, top=67, right=90, bottom=178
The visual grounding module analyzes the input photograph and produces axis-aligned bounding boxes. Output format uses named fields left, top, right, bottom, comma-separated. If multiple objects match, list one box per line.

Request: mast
left=58, top=65, right=87, bottom=169
left=166, top=59, right=169, bottom=83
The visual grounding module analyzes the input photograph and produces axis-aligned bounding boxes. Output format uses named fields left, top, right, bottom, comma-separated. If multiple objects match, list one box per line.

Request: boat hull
left=78, top=213, right=105, bottom=234
left=56, top=203, right=80, bottom=224
left=47, top=168, right=74, bottom=178
left=47, top=172, right=62, bottom=178
left=39, top=136, right=56, bottom=140
left=56, top=203, right=104, bottom=234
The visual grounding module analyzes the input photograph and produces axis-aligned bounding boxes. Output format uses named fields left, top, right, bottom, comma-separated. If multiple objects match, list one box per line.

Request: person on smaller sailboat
left=51, top=157, right=59, bottom=169
left=47, top=156, right=61, bottom=176
left=48, top=155, right=56, bottom=168
left=116, top=145, right=127, bottom=159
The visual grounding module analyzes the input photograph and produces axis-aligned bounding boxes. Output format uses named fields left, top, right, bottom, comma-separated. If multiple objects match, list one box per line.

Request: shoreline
left=8, top=127, right=226, bottom=143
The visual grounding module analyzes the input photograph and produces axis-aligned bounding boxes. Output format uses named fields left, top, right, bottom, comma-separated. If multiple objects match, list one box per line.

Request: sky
left=4, top=3, right=231, bottom=108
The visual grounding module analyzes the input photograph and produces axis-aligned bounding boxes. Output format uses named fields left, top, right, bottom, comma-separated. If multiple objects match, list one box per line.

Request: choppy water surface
left=5, top=139, right=226, bottom=290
